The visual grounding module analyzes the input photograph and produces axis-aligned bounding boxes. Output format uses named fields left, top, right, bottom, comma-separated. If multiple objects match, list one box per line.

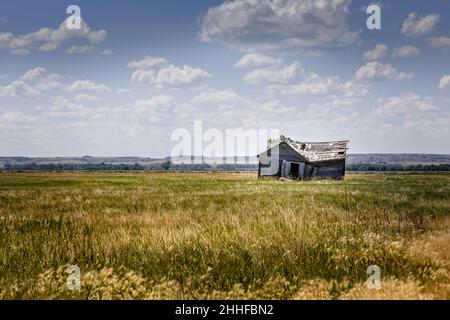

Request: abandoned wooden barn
left=257, top=136, right=349, bottom=180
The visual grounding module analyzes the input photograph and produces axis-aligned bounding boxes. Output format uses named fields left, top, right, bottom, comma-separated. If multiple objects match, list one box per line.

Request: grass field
left=0, top=171, right=449, bottom=300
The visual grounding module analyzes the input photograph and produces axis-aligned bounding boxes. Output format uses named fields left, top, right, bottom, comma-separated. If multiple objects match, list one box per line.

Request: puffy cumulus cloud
left=392, top=45, right=420, bottom=58
left=401, top=115, right=450, bottom=137
left=188, top=87, right=298, bottom=128
left=191, top=88, right=246, bottom=105
left=37, top=96, right=123, bottom=122
left=212, top=97, right=297, bottom=128
left=131, top=95, right=198, bottom=124
left=39, top=96, right=96, bottom=119
left=0, top=80, right=39, bottom=97
left=0, top=67, right=61, bottom=96
left=19, top=67, right=62, bottom=91
left=234, top=53, right=282, bottom=68
left=401, top=13, right=439, bottom=37
left=128, top=56, right=211, bottom=88
left=371, top=94, right=450, bottom=137
left=439, top=75, right=450, bottom=89
left=280, top=73, right=368, bottom=97
left=258, top=100, right=294, bottom=114
left=74, top=93, right=98, bottom=102
left=65, top=80, right=111, bottom=93
left=429, top=36, right=450, bottom=50
left=243, top=61, right=303, bottom=85
left=67, top=46, right=112, bottom=55
left=363, top=44, right=388, bottom=61
left=0, top=18, right=107, bottom=54
left=199, top=0, right=359, bottom=51
left=66, top=45, right=96, bottom=54
left=355, top=61, right=414, bottom=81
left=133, top=94, right=177, bottom=111
left=376, top=93, right=438, bottom=117
left=0, top=111, right=27, bottom=125
left=293, top=98, right=366, bottom=136
left=100, top=49, right=113, bottom=56
left=127, top=56, right=169, bottom=70
left=234, top=53, right=367, bottom=97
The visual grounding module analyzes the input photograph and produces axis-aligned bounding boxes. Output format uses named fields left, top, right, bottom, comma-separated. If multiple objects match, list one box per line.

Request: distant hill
left=347, top=154, right=450, bottom=164
left=0, top=154, right=449, bottom=171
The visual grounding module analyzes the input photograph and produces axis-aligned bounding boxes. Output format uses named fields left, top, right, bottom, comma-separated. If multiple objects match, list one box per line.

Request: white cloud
left=128, top=56, right=211, bottom=88
left=234, top=53, right=282, bottom=68
left=363, top=44, right=388, bottom=61
left=401, top=13, right=439, bottom=37
left=280, top=73, right=368, bottom=97
left=0, top=18, right=107, bottom=54
left=258, top=100, right=294, bottom=114
left=0, top=32, right=12, bottom=47
left=192, top=88, right=245, bottom=105
left=0, top=81, right=39, bottom=97
left=199, top=0, right=359, bottom=51
left=235, top=54, right=367, bottom=97
left=439, top=75, right=450, bottom=89
left=100, top=49, right=113, bottom=55
left=376, top=93, right=438, bottom=117
left=74, top=93, right=98, bottom=102
left=66, top=80, right=111, bottom=93
left=127, top=56, right=169, bottom=70
left=0, top=111, right=28, bottom=126
left=243, top=61, right=302, bottom=85
left=67, top=45, right=112, bottom=55
left=66, top=45, right=96, bottom=54
left=298, top=97, right=364, bottom=135
left=372, top=94, right=449, bottom=137
left=392, top=45, right=420, bottom=57
left=0, top=67, right=61, bottom=96
left=429, top=36, right=450, bottom=50
left=41, top=96, right=97, bottom=119
left=133, top=94, right=176, bottom=111
left=19, top=67, right=62, bottom=91
left=355, top=61, right=414, bottom=81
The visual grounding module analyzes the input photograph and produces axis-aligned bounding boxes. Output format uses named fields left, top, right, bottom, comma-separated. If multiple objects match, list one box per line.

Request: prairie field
left=0, top=171, right=449, bottom=300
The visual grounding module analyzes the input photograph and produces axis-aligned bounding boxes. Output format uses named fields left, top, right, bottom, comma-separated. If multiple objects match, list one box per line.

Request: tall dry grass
left=0, top=172, right=449, bottom=299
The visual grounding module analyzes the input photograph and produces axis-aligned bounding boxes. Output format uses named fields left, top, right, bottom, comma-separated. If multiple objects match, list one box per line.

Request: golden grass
left=0, top=172, right=449, bottom=299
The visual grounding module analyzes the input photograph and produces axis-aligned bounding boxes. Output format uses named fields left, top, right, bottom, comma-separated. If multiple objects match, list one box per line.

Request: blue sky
left=0, top=0, right=449, bottom=156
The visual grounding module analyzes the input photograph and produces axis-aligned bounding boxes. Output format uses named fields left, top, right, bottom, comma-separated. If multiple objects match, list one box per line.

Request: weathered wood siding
left=258, top=142, right=304, bottom=177
left=258, top=142, right=346, bottom=180
left=311, top=159, right=346, bottom=180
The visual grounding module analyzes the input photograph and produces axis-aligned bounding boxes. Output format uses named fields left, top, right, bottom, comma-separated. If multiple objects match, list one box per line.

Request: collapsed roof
left=267, top=136, right=349, bottom=162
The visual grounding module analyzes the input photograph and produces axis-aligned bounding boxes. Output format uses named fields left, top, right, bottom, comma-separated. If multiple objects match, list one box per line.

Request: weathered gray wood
left=258, top=137, right=348, bottom=180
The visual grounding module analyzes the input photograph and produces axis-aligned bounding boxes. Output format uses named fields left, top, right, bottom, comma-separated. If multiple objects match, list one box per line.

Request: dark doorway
left=289, top=163, right=300, bottom=179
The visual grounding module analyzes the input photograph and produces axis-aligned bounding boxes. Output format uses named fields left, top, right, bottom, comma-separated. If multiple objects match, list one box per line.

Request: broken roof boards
left=258, top=136, right=348, bottom=180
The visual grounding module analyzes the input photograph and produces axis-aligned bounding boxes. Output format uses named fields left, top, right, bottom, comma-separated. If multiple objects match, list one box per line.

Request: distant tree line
left=1, top=161, right=258, bottom=171
left=346, top=163, right=450, bottom=172
left=2, top=162, right=450, bottom=172
left=3, top=162, right=151, bottom=171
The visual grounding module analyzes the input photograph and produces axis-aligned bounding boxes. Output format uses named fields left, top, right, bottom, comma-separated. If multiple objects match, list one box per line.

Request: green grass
left=0, top=172, right=449, bottom=299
